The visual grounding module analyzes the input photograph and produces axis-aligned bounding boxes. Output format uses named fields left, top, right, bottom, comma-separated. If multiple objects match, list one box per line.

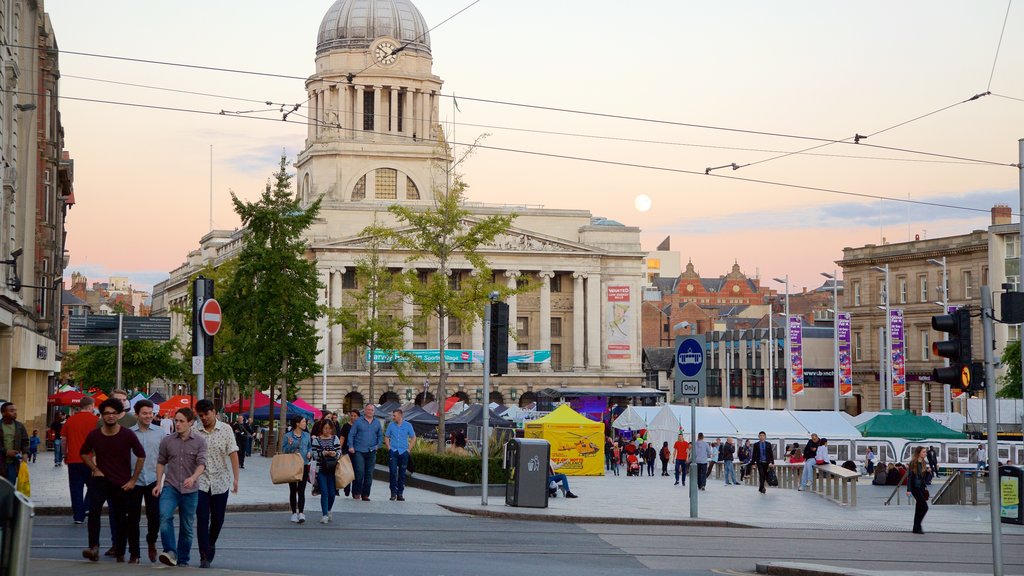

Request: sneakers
left=797, top=486, right=804, bottom=491
left=290, top=513, right=299, bottom=523
left=397, top=495, right=405, bottom=501
left=159, top=550, right=177, bottom=567
left=320, top=516, right=329, bottom=524
left=390, top=494, right=397, bottom=501
left=298, top=513, right=306, bottom=524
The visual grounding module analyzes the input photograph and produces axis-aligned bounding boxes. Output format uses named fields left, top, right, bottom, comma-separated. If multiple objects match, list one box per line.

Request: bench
left=811, top=463, right=859, bottom=506
left=740, top=462, right=802, bottom=488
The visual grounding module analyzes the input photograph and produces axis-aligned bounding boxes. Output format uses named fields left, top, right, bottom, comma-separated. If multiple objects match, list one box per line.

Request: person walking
left=976, top=444, right=988, bottom=471
left=347, top=405, right=382, bottom=501
left=605, top=436, right=614, bottom=471
left=644, top=442, right=657, bottom=477
left=672, top=433, right=689, bottom=486
left=926, top=445, right=939, bottom=477
left=798, top=433, right=820, bottom=491
left=338, top=410, right=359, bottom=497
left=707, top=438, right=720, bottom=480
left=738, top=439, right=751, bottom=482
left=63, top=397, right=98, bottom=524
left=28, top=430, right=40, bottom=463
left=80, top=399, right=145, bottom=563
left=692, top=433, right=710, bottom=490
left=193, top=400, right=239, bottom=568
left=385, top=409, right=416, bottom=501
left=865, top=447, right=875, bottom=475
left=721, top=437, right=737, bottom=485
left=154, top=408, right=207, bottom=567
left=610, top=442, right=621, bottom=476
left=281, top=416, right=312, bottom=523
left=659, top=441, right=671, bottom=476
left=312, top=419, right=341, bottom=523
left=751, top=431, right=775, bottom=494
left=128, top=400, right=166, bottom=563
left=232, top=414, right=252, bottom=470
left=908, top=446, right=930, bottom=534
left=50, top=412, right=66, bottom=467
left=0, top=402, right=29, bottom=485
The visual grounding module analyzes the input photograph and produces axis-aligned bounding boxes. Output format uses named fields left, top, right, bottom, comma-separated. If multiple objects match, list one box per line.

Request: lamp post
left=772, top=276, right=791, bottom=411
left=871, top=264, right=891, bottom=411
left=927, top=257, right=950, bottom=413
left=766, top=309, right=773, bottom=411
left=821, top=271, right=840, bottom=412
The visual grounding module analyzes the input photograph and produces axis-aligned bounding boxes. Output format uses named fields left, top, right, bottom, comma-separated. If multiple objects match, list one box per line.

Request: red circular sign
left=201, top=299, right=222, bottom=336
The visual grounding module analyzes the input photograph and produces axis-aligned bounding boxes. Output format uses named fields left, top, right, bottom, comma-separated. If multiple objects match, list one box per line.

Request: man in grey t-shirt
left=693, top=433, right=710, bottom=490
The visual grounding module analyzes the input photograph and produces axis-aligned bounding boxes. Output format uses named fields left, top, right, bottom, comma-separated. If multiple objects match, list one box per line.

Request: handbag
left=766, top=467, right=779, bottom=487
left=270, top=453, right=304, bottom=485
left=335, top=454, right=355, bottom=488
left=16, top=461, right=30, bottom=496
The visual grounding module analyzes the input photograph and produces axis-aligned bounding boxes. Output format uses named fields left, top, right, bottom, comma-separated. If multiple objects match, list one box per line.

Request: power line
left=62, top=73, right=293, bottom=106
left=991, top=92, right=1024, bottom=104
left=987, top=0, right=1014, bottom=91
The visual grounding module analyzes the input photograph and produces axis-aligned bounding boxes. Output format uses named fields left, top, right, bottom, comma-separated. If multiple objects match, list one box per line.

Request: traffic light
left=489, top=302, right=509, bottom=376
left=931, top=308, right=977, bottom=391
left=192, top=276, right=214, bottom=358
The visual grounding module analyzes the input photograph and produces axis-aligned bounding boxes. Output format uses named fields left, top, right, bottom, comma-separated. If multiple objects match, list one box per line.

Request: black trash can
left=999, top=465, right=1022, bottom=525
left=505, top=438, right=549, bottom=508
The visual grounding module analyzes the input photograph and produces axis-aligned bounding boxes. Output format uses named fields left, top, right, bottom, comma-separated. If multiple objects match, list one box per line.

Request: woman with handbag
left=908, top=446, right=930, bottom=534
left=281, top=417, right=312, bottom=524
left=312, top=420, right=341, bottom=524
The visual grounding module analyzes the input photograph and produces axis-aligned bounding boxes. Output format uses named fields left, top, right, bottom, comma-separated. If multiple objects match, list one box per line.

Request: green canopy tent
left=856, top=410, right=967, bottom=439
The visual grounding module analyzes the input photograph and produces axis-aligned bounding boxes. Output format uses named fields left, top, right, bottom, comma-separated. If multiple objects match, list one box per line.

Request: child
left=28, top=430, right=40, bottom=463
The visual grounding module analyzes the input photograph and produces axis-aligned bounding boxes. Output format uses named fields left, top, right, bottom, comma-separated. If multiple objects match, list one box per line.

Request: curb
left=755, top=562, right=995, bottom=576
left=439, top=504, right=754, bottom=528
left=33, top=502, right=294, bottom=516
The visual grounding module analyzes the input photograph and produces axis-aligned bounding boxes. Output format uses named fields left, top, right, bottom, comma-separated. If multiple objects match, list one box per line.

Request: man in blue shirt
left=751, top=430, right=776, bottom=494
left=384, top=409, right=416, bottom=501
left=128, top=400, right=166, bottom=563
left=347, top=405, right=383, bottom=501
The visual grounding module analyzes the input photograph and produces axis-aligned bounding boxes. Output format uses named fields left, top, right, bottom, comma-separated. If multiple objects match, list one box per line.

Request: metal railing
left=0, top=477, right=33, bottom=576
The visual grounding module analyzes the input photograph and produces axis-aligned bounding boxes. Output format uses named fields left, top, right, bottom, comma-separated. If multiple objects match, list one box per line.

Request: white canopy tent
left=789, top=410, right=862, bottom=440
left=647, top=405, right=682, bottom=451
left=633, top=406, right=740, bottom=438
left=612, top=406, right=647, bottom=431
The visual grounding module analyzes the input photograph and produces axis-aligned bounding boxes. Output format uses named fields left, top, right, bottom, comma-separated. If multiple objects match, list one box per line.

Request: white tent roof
left=633, top=406, right=740, bottom=437
left=789, top=410, right=862, bottom=439
left=648, top=405, right=681, bottom=432
left=612, top=406, right=647, bottom=430
left=129, top=393, right=149, bottom=409
left=722, top=409, right=807, bottom=438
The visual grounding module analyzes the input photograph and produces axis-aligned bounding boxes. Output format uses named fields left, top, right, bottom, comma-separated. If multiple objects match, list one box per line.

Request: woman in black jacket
left=644, top=443, right=657, bottom=476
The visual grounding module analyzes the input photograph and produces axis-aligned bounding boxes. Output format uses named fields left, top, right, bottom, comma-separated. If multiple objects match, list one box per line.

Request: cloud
left=650, top=188, right=1014, bottom=235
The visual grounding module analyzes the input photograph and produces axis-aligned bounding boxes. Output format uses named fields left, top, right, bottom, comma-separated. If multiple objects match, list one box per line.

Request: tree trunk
left=266, top=380, right=275, bottom=456
left=277, top=359, right=290, bottom=452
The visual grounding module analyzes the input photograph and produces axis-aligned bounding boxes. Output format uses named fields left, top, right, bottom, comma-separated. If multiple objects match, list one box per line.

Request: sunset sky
left=45, top=1, right=1024, bottom=294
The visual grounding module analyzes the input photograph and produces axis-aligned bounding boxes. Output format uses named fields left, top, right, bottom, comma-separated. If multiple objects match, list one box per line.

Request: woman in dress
left=908, top=446, right=930, bottom=534
left=281, top=416, right=312, bottom=524
left=312, top=419, right=342, bottom=524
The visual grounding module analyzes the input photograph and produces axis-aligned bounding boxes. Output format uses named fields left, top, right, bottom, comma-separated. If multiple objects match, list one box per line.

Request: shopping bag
left=335, top=454, right=354, bottom=488
left=269, top=453, right=304, bottom=484
left=16, top=460, right=30, bottom=496
left=766, top=467, right=779, bottom=487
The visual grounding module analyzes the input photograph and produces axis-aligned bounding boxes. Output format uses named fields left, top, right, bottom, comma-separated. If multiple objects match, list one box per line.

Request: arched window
left=406, top=176, right=420, bottom=199
left=351, top=175, right=366, bottom=200
left=302, top=173, right=311, bottom=200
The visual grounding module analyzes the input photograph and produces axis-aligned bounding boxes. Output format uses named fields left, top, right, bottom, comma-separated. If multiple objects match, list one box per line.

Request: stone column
left=389, top=87, right=399, bottom=133
left=402, top=268, right=415, bottom=349
left=403, top=89, right=414, bottom=136
left=421, top=91, right=431, bottom=140
left=354, top=85, right=365, bottom=137
left=572, top=272, right=586, bottom=371
left=505, top=271, right=520, bottom=373
left=307, top=90, right=316, bottom=140
left=339, top=84, right=350, bottom=135
left=330, top=268, right=344, bottom=367
left=539, top=271, right=553, bottom=372
left=586, top=272, right=602, bottom=370
left=373, top=86, right=383, bottom=134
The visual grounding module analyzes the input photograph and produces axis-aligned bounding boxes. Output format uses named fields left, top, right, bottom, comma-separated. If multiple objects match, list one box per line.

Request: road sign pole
left=116, top=313, right=123, bottom=389
left=982, top=287, right=1004, bottom=576
left=195, top=279, right=206, bottom=400
left=482, top=301, right=492, bottom=506
left=689, top=398, right=697, bottom=518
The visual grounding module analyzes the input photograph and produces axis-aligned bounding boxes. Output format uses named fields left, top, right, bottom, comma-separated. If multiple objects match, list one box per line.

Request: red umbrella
left=47, top=390, right=86, bottom=406
left=158, top=395, right=194, bottom=418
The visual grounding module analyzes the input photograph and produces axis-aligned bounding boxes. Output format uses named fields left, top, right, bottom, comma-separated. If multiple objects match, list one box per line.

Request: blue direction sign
left=674, top=335, right=707, bottom=399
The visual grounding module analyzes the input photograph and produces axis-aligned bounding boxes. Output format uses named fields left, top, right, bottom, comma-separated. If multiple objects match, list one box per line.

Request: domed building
left=153, top=0, right=653, bottom=412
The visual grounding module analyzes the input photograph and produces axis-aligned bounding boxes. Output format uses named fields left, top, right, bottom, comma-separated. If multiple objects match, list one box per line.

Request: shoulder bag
left=335, top=453, right=355, bottom=489
left=270, top=452, right=304, bottom=484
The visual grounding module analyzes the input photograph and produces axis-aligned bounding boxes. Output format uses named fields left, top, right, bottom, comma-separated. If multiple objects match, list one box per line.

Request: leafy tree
left=997, top=340, right=1022, bottom=398
left=225, top=155, right=323, bottom=448
left=375, top=148, right=525, bottom=452
left=63, top=339, right=188, bottom=393
left=334, top=228, right=418, bottom=405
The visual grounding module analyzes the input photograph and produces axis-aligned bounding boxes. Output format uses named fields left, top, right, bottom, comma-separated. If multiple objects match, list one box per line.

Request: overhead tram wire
left=987, top=0, right=1013, bottom=91
left=8, top=86, right=1013, bottom=217
left=61, top=73, right=297, bottom=107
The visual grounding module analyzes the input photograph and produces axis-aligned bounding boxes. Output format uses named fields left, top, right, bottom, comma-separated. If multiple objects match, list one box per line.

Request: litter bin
left=999, top=465, right=1022, bottom=525
left=0, top=477, right=34, bottom=576
left=505, top=438, right=549, bottom=508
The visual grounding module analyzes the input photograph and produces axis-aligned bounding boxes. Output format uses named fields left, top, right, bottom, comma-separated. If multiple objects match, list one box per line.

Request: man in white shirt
left=129, top=400, right=167, bottom=563
left=192, top=400, right=239, bottom=569
left=976, top=444, right=988, bottom=471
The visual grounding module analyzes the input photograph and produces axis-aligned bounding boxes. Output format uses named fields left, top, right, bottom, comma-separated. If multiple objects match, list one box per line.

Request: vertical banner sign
left=837, top=312, right=853, bottom=397
left=947, top=305, right=966, bottom=400
left=606, top=285, right=632, bottom=360
left=788, top=315, right=804, bottom=396
left=890, top=309, right=906, bottom=398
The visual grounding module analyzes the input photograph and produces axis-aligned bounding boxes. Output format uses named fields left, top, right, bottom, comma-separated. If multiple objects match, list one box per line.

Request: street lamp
left=871, top=264, right=891, bottom=410
left=673, top=321, right=692, bottom=334
left=772, top=276, right=792, bottom=411
left=821, top=271, right=840, bottom=412
left=927, top=257, right=950, bottom=413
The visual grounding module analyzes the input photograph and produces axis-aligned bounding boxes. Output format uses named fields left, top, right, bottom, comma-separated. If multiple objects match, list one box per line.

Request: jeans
left=68, top=463, right=91, bottom=522
left=548, top=473, right=570, bottom=494
left=646, top=459, right=655, bottom=476
left=351, top=450, right=375, bottom=497
left=723, top=461, right=737, bottom=484
left=317, top=470, right=336, bottom=514
left=388, top=450, right=409, bottom=496
left=53, top=439, right=62, bottom=464
left=159, top=485, right=198, bottom=566
left=127, top=482, right=159, bottom=557
left=696, top=463, right=708, bottom=489
left=801, top=459, right=816, bottom=488
left=674, top=460, right=688, bottom=484
left=87, top=477, right=129, bottom=556
left=4, top=461, right=17, bottom=485
left=196, top=490, right=228, bottom=561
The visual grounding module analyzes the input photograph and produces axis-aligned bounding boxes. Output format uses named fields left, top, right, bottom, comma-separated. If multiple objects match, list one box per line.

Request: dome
left=317, top=0, right=431, bottom=56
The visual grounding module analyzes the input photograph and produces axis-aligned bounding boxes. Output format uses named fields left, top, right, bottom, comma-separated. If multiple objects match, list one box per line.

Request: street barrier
left=811, top=463, right=860, bottom=506
left=0, top=477, right=33, bottom=576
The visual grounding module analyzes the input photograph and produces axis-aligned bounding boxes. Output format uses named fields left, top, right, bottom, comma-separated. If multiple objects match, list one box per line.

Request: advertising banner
left=367, top=349, right=550, bottom=364
left=890, top=309, right=906, bottom=398
left=789, top=315, right=804, bottom=396
left=606, top=285, right=633, bottom=360
left=837, top=312, right=853, bottom=397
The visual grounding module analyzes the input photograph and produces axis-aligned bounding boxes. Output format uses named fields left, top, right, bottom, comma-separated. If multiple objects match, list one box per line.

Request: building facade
left=0, top=0, right=73, bottom=433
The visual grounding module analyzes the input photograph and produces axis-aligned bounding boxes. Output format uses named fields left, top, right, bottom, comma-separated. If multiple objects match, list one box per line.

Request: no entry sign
left=201, top=299, right=222, bottom=336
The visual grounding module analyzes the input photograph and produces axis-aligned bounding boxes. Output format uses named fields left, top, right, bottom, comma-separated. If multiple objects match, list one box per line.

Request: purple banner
left=788, top=315, right=804, bottom=396
left=837, top=312, right=853, bottom=397
left=890, top=309, right=906, bottom=398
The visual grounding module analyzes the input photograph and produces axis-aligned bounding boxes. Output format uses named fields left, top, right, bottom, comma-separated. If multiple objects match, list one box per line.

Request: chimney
left=992, top=204, right=1012, bottom=226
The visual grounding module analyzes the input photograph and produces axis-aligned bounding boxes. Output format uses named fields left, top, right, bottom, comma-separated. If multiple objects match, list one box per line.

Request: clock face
left=732, top=285, right=740, bottom=293
left=374, top=41, right=398, bottom=65
left=686, top=284, right=694, bottom=293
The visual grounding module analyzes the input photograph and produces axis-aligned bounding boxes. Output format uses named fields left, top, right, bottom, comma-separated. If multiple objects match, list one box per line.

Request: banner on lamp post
left=837, top=312, right=853, bottom=397
left=789, top=315, right=805, bottom=396
left=890, top=309, right=906, bottom=398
